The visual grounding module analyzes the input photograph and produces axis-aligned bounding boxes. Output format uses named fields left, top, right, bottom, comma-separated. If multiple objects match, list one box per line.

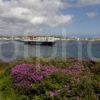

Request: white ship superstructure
left=21, top=36, right=56, bottom=45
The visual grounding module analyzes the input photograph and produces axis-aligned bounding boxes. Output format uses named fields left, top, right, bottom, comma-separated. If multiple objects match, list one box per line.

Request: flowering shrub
left=49, top=90, right=58, bottom=97
left=11, top=64, right=44, bottom=93
left=11, top=64, right=82, bottom=94
left=10, top=61, right=98, bottom=100
left=0, top=58, right=99, bottom=100
left=63, top=68, right=81, bottom=75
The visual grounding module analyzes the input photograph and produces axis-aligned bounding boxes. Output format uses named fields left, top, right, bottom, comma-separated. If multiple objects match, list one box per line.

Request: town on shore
left=0, top=35, right=100, bottom=42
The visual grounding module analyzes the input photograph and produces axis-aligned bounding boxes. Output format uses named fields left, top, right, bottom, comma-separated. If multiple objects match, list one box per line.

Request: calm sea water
left=0, top=41, right=100, bottom=61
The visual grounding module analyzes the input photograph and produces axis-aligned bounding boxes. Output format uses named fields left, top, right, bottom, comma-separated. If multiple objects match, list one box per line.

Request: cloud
left=30, top=16, right=47, bottom=25
left=0, top=0, right=99, bottom=35
left=77, top=0, right=100, bottom=6
left=65, top=0, right=100, bottom=7
left=46, top=15, right=73, bottom=27
left=0, top=0, right=74, bottom=34
left=86, top=12, right=97, bottom=19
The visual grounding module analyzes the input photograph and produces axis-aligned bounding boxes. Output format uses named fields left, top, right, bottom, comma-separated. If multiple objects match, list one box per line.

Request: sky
left=0, top=0, right=100, bottom=37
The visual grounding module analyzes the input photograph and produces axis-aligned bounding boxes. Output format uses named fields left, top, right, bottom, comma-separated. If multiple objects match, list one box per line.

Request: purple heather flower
left=11, top=64, right=34, bottom=91
left=11, top=63, right=82, bottom=93
left=31, top=73, right=43, bottom=82
left=49, top=90, right=58, bottom=97
left=63, top=68, right=81, bottom=75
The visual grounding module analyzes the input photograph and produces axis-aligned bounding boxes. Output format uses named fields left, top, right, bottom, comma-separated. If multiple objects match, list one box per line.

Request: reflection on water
left=0, top=41, right=100, bottom=61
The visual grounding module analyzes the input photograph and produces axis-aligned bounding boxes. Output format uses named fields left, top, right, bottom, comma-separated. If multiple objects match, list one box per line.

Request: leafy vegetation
left=0, top=58, right=99, bottom=100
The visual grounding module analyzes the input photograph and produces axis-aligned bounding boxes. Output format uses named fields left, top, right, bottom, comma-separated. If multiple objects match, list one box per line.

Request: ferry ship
left=20, top=36, right=56, bottom=46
